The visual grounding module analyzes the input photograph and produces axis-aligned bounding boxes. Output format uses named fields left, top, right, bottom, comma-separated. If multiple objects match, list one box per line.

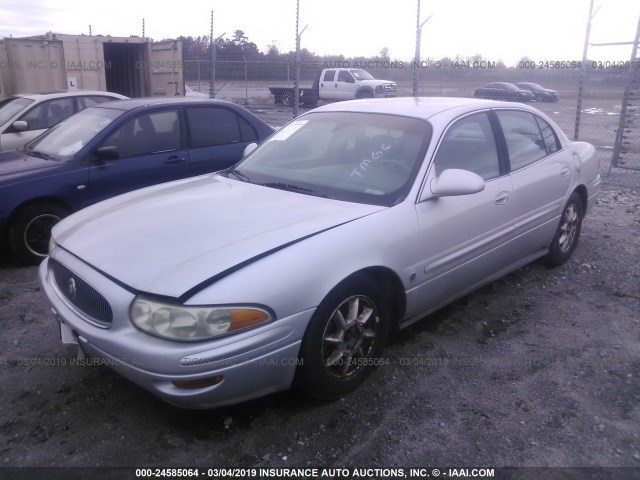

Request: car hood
left=0, top=150, right=61, bottom=183
left=53, top=174, right=385, bottom=299
left=359, top=79, right=395, bottom=86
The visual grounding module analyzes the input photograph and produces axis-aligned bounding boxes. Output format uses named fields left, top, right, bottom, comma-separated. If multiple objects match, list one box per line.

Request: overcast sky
left=1, top=0, right=638, bottom=66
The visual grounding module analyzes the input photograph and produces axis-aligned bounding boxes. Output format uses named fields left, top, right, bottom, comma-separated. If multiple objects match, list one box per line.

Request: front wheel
left=281, top=93, right=293, bottom=106
left=546, top=192, right=584, bottom=266
left=296, top=274, right=389, bottom=399
left=9, top=203, right=69, bottom=265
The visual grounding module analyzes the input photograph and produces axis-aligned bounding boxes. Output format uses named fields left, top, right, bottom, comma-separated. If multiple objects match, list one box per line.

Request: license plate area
left=59, top=320, right=78, bottom=345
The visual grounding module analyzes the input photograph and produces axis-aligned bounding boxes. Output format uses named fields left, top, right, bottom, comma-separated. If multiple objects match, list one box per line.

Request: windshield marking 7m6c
left=230, top=112, right=431, bottom=206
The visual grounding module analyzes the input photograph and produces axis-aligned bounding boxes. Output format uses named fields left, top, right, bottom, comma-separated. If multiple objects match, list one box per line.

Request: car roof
left=14, top=90, right=127, bottom=100
left=95, top=97, right=238, bottom=112
left=309, top=97, right=528, bottom=120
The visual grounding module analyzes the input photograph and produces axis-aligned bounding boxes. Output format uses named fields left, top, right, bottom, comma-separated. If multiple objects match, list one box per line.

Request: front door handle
left=495, top=191, right=511, bottom=205
left=164, top=156, right=186, bottom=165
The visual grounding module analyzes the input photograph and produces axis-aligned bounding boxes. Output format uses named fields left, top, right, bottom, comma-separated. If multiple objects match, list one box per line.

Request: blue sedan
left=0, top=98, right=274, bottom=264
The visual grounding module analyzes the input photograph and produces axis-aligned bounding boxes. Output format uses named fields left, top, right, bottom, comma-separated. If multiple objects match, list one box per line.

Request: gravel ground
left=0, top=108, right=639, bottom=478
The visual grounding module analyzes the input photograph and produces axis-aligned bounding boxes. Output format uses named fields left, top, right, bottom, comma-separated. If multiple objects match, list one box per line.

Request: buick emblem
left=67, top=277, right=77, bottom=301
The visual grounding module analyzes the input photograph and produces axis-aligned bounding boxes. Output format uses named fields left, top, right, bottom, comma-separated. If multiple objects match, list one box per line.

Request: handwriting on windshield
left=350, top=143, right=392, bottom=178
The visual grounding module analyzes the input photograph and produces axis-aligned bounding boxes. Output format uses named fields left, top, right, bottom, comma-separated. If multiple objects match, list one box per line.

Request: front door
left=410, top=111, right=516, bottom=314
left=87, top=108, right=189, bottom=204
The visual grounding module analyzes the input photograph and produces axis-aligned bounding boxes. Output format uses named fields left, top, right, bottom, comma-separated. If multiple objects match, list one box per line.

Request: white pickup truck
left=269, top=68, right=397, bottom=106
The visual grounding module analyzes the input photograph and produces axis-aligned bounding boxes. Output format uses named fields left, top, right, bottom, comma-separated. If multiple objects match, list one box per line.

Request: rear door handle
left=164, top=156, right=186, bottom=165
left=560, top=166, right=570, bottom=177
left=495, top=191, right=511, bottom=205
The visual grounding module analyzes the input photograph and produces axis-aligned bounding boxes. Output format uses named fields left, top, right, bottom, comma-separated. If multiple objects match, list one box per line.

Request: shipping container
left=0, top=33, right=183, bottom=98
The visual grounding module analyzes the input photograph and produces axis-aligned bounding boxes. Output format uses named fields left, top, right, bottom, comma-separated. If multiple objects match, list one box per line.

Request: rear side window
left=535, top=116, right=561, bottom=154
left=495, top=110, right=547, bottom=171
left=77, top=96, right=118, bottom=109
left=186, top=107, right=256, bottom=148
left=433, top=112, right=501, bottom=181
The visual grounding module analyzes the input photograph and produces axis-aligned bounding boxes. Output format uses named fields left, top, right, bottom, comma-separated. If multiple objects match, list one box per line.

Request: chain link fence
left=177, top=9, right=640, bottom=176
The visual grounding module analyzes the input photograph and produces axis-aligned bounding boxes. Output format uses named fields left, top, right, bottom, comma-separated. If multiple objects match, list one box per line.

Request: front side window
left=19, top=98, right=75, bottom=130
left=101, top=109, right=180, bottom=158
left=322, top=70, right=336, bottom=82
left=0, top=97, right=34, bottom=126
left=495, top=110, right=546, bottom=171
left=227, top=112, right=431, bottom=206
left=433, top=112, right=501, bottom=181
left=337, top=70, right=355, bottom=83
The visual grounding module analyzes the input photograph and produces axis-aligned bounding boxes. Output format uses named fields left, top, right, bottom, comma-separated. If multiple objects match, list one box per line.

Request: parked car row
left=474, top=82, right=559, bottom=102
left=37, top=96, right=600, bottom=408
left=0, top=97, right=274, bottom=264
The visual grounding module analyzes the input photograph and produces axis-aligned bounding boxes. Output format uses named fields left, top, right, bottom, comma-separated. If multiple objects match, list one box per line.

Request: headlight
left=375, top=85, right=383, bottom=93
left=130, top=296, right=272, bottom=341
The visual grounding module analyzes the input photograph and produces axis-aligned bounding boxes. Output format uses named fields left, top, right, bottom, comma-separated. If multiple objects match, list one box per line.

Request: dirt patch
left=0, top=132, right=639, bottom=472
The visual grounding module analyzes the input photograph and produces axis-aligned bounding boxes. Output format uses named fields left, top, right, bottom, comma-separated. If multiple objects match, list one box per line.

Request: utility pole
left=574, top=0, right=598, bottom=140
left=293, top=0, right=308, bottom=118
left=413, top=0, right=432, bottom=97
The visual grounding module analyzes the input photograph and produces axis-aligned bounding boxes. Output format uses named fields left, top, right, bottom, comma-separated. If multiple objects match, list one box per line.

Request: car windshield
left=0, top=97, right=34, bottom=125
left=351, top=69, right=375, bottom=81
left=226, top=112, right=431, bottom=206
left=25, top=107, right=124, bottom=160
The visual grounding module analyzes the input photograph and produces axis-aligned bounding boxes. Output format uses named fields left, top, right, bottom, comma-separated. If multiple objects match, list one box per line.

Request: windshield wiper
left=25, top=150, right=55, bottom=161
left=261, top=182, right=328, bottom=198
left=224, top=168, right=251, bottom=183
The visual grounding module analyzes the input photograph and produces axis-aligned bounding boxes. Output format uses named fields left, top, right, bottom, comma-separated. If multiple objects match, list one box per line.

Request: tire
left=295, top=274, right=390, bottom=399
left=281, top=93, right=293, bottom=106
left=546, top=192, right=584, bottom=266
left=9, top=203, right=69, bottom=265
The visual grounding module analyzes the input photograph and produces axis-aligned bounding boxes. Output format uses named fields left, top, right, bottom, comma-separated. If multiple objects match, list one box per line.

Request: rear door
left=319, top=70, right=339, bottom=100
left=87, top=108, right=190, bottom=203
left=495, top=109, right=571, bottom=253
left=185, top=105, right=259, bottom=175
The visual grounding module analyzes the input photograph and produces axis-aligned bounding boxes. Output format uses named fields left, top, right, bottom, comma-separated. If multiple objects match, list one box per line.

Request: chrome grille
left=51, top=260, right=113, bottom=326
left=384, top=83, right=397, bottom=96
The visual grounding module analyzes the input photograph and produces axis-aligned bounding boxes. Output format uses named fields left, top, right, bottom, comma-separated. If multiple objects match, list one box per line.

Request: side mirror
left=94, top=146, right=119, bottom=162
left=243, top=142, right=258, bottom=158
left=12, top=120, right=28, bottom=131
left=425, top=168, right=485, bottom=200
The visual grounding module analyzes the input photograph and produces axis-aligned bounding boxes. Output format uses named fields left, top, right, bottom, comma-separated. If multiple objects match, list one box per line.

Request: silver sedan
left=40, top=97, right=601, bottom=408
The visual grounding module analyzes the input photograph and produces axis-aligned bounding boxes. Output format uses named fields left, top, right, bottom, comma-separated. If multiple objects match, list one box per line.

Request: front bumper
left=39, top=249, right=312, bottom=409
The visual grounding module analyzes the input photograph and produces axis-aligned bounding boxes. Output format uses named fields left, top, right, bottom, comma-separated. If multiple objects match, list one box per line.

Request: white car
left=40, top=97, right=601, bottom=409
left=0, top=90, right=127, bottom=151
